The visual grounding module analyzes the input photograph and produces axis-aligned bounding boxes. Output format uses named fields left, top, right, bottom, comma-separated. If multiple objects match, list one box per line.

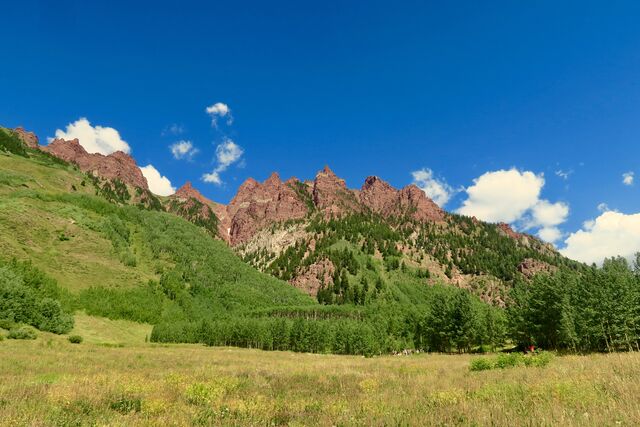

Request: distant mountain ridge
left=7, top=126, right=573, bottom=304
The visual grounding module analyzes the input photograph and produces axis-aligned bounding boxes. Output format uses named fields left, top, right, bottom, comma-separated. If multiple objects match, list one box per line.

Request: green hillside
left=3, top=129, right=640, bottom=356
left=0, top=139, right=314, bottom=329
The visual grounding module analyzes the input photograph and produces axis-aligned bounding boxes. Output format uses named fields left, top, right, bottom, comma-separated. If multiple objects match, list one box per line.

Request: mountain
left=2, top=127, right=577, bottom=308
left=5, top=124, right=623, bottom=357
left=0, top=126, right=313, bottom=324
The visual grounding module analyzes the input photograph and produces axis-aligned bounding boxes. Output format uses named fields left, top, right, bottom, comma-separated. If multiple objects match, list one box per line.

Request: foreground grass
left=1, top=337, right=639, bottom=426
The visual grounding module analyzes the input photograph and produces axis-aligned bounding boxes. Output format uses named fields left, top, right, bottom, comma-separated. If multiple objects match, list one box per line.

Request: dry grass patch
left=1, top=339, right=639, bottom=425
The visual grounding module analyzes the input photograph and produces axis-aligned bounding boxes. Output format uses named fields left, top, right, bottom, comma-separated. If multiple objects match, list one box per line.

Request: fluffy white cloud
left=202, top=138, right=244, bottom=185
left=411, top=168, right=455, bottom=207
left=623, top=171, right=634, bottom=186
left=50, top=117, right=130, bottom=155
left=456, top=168, right=569, bottom=243
left=140, top=165, right=175, bottom=196
left=215, top=139, right=243, bottom=167
left=561, top=210, right=640, bottom=265
left=170, top=140, right=198, bottom=160
left=205, top=102, right=233, bottom=127
left=526, top=200, right=569, bottom=243
left=457, top=169, right=544, bottom=223
left=538, top=226, right=563, bottom=243
left=202, top=170, right=222, bottom=185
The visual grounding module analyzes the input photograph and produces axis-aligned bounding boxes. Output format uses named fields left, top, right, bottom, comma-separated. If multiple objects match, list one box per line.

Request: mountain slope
left=0, top=133, right=314, bottom=325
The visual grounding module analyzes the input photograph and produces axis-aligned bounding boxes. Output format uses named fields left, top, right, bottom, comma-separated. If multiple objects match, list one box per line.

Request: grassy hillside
left=0, top=147, right=314, bottom=328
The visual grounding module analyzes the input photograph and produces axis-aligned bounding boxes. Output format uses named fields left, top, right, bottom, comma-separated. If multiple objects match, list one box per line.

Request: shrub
left=68, top=335, right=83, bottom=344
left=8, top=326, right=37, bottom=340
left=0, top=319, right=16, bottom=330
left=469, top=357, right=493, bottom=371
left=494, top=353, right=523, bottom=369
left=523, top=351, right=554, bottom=367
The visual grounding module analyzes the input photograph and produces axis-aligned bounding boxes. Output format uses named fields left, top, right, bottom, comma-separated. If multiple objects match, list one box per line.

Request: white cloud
left=529, top=200, right=569, bottom=228
left=456, top=168, right=569, bottom=243
left=623, top=171, right=634, bottom=186
left=457, top=169, right=544, bottom=223
left=170, top=140, right=198, bottom=160
left=561, top=210, right=640, bottom=265
left=411, top=168, right=455, bottom=207
left=202, top=170, right=222, bottom=185
left=538, top=227, right=563, bottom=243
left=140, top=165, right=175, bottom=196
left=215, top=139, right=243, bottom=167
left=50, top=117, right=130, bottom=155
left=597, top=202, right=609, bottom=213
left=555, top=169, right=572, bottom=180
left=205, top=102, right=233, bottom=128
left=202, top=138, right=244, bottom=186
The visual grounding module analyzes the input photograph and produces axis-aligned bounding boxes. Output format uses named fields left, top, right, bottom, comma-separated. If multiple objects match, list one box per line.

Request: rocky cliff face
left=312, top=166, right=361, bottom=217
left=44, top=138, right=148, bottom=189
left=359, top=176, right=445, bottom=222
left=168, top=182, right=228, bottom=238
left=227, top=173, right=310, bottom=245
left=13, top=127, right=39, bottom=149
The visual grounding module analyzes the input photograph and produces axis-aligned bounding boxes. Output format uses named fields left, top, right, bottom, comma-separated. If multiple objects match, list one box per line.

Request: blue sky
left=2, top=1, right=640, bottom=263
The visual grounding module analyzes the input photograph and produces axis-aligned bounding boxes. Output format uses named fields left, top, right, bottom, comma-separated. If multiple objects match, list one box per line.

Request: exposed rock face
left=227, top=172, right=309, bottom=245
left=518, top=258, right=557, bottom=279
left=312, top=166, right=360, bottom=217
left=45, top=138, right=148, bottom=189
left=496, top=222, right=532, bottom=247
left=13, top=127, right=39, bottom=149
left=289, top=258, right=335, bottom=296
left=169, top=182, right=228, bottom=238
left=359, top=176, right=445, bottom=222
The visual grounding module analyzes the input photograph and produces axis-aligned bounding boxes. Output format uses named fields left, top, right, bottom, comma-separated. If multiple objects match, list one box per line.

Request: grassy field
left=1, top=328, right=639, bottom=426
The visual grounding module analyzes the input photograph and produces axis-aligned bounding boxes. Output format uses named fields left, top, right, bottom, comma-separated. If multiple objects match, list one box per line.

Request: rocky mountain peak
left=13, top=127, right=39, bottom=149
left=174, top=181, right=210, bottom=204
left=44, top=138, right=148, bottom=190
left=227, top=172, right=310, bottom=245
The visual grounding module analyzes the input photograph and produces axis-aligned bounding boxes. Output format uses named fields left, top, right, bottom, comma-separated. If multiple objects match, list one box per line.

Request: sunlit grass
left=1, top=334, right=639, bottom=426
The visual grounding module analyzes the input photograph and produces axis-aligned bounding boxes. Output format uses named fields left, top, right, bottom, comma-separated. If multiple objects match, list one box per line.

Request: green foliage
left=469, top=357, right=493, bottom=371
left=507, top=257, right=640, bottom=352
left=0, top=259, right=74, bottom=334
left=68, top=335, right=84, bottom=344
left=469, top=351, right=554, bottom=371
left=0, top=128, right=28, bottom=157
left=109, top=394, right=142, bottom=414
left=8, top=326, right=37, bottom=340
left=77, top=285, right=166, bottom=324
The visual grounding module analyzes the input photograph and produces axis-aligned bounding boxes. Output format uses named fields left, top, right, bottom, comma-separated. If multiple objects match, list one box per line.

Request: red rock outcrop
left=359, top=176, right=445, bottom=222
left=517, top=258, right=557, bottom=279
left=312, top=166, right=360, bottom=217
left=44, top=138, right=148, bottom=189
left=166, top=181, right=228, bottom=237
left=227, top=172, right=310, bottom=245
left=289, top=258, right=335, bottom=296
left=13, top=127, right=39, bottom=149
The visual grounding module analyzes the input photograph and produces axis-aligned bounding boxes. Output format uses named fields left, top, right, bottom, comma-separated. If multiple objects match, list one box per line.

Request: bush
left=470, top=351, right=554, bottom=372
left=494, top=353, right=524, bottom=369
left=469, top=357, right=493, bottom=371
left=68, top=335, right=83, bottom=344
left=8, top=326, right=37, bottom=340
left=523, top=351, right=554, bottom=367
left=0, top=318, right=16, bottom=330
